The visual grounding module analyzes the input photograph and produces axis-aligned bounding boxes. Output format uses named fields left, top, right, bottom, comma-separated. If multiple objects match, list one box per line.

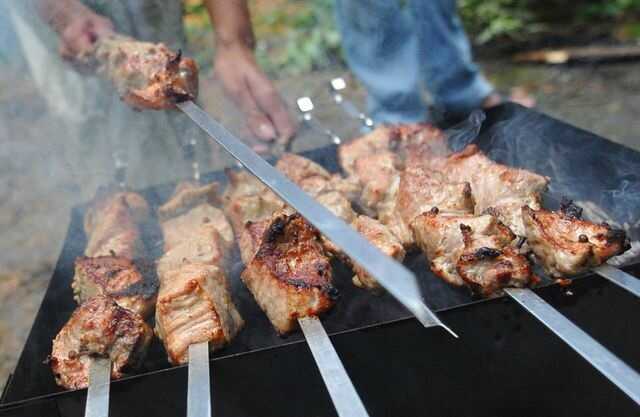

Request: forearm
left=38, top=0, right=94, bottom=34
left=203, top=0, right=255, bottom=49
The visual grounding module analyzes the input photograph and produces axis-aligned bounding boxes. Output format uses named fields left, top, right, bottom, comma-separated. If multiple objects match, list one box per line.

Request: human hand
left=58, top=10, right=114, bottom=59
left=214, top=44, right=297, bottom=146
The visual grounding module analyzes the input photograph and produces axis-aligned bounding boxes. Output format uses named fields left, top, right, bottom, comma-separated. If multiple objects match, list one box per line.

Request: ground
left=1, top=58, right=639, bottom=393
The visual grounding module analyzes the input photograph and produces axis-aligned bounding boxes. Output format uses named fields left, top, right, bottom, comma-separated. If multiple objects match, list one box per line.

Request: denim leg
left=409, top=0, right=493, bottom=117
left=335, top=0, right=428, bottom=124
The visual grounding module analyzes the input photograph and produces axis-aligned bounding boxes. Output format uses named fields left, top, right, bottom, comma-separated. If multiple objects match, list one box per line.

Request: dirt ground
left=1, top=58, right=639, bottom=393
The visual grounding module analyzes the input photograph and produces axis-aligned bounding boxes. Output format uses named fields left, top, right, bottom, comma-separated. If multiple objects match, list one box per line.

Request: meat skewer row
left=339, top=124, right=629, bottom=296
left=52, top=189, right=155, bottom=389
left=77, top=33, right=198, bottom=110
left=155, top=181, right=243, bottom=365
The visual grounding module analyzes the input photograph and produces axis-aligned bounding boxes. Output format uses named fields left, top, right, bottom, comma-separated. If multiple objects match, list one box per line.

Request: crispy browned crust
left=522, top=204, right=630, bottom=277
left=73, top=256, right=158, bottom=318
left=50, top=296, right=152, bottom=390
left=241, top=213, right=337, bottom=333
left=92, top=35, right=198, bottom=110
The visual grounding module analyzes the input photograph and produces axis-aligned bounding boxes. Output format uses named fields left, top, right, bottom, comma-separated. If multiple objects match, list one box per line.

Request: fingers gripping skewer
left=328, top=77, right=374, bottom=130
left=296, top=97, right=342, bottom=145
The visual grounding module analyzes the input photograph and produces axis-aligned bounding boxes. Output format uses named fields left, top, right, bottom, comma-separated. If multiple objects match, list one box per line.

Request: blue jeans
left=335, top=0, right=493, bottom=123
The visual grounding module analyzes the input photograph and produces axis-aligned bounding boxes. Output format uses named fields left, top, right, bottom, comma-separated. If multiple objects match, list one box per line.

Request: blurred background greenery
left=184, top=0, right=640, bottom=77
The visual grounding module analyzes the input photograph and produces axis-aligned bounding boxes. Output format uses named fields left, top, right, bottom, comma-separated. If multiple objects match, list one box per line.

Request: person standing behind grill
left=16, top=0, right=296, bottom=190
left=335, top=0, right=534, bottom=124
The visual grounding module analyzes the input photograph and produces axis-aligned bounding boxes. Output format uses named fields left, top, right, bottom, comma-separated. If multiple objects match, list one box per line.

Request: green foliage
left=253, top=0, right=342, bottom=77
left=459, top=0, right=542, bottom=44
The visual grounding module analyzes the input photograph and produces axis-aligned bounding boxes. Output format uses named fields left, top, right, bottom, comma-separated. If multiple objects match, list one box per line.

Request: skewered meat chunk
left=338, top=126, right=396, bottom=177
left=84, top=188, right=150, bottom=236
left=351, top=215, right=406, bottom=290
left=84, top=192, right=148, bottom=259
left=352, top=151, right=403, bottom=216
left=397, top=162, right=474, bottom=225
left=241, top=213, right=337, bottom=334
left=412, top=211, right=533, bottom=295
left=73, top=256, right=158, bottom=319
left=83, top=34, right=198, bottom=110
left=50, top=296, right=152, bottom=390
left=155, top=263, right=243, bottom=364
left=423, top=145, right=549, bottom=236
left=161, top=203, right=233, bottom=252
left=155, top=183, right=244, bottom=364
left=522, top=202, right=630, bottom=277
left=223, top=169, right=285, bottom=236
left=157, top=181, right=220, bottom=221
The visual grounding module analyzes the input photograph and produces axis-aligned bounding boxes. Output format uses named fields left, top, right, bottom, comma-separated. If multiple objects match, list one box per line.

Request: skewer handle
left=506, top=288, right=640, bottom=405
left=593, top=264, right=640, bottom=298
left=188, top=342, right=212, bottom=417
left=84, top=358, right=111, bottom=417
left=299, top=317, right=369, bottom=417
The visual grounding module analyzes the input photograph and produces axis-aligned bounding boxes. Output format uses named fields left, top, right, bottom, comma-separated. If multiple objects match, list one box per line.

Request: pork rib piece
left=241, top=212, right=337, bottom=334
left=50, top=296, right=152, bottom=390
left=84, top=34, right=198, bottom=110
left=412, top=211, right=534, bottom=295
left=73, top=256, right=157, bottom=319
left=155, top=182, right=244, bottom=365
left=522, top=201, right=630, bottom=277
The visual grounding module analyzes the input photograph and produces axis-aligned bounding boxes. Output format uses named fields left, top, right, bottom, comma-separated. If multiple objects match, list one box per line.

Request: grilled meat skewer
left=51, top=296, right=152, bottom=390
left=155, top=182, right=243, bottom=365
left=523, top=201, right=630, bottom=277
left=79, top=34, right=198, bottom=110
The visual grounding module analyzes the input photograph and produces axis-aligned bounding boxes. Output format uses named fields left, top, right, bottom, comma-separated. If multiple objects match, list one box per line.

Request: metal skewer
left=505, top=288, right=640, bottom=405
left=181, top=135, right=212, bottom=417
left=84, top=149, right=130, bottom=417
left=593, top=264, right=640, bottom=298
left=296, top=97, right=343, bottom=145
left=328, top=77, right=374, bottom=130
left=299, top=317, right=369, bottom=417
left=177, top=99, right=456, bottom=416
left=85, top=357, right=111, bottom=417
left=295, top=93, right=640, bottom=404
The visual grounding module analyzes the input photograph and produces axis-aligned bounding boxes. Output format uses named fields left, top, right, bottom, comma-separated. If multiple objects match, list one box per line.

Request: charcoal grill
left=1, top=103, right=640, bottom=416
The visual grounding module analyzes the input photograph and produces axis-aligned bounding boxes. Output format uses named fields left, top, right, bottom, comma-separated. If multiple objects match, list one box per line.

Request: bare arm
left=203, top=0, right=296, bottom=146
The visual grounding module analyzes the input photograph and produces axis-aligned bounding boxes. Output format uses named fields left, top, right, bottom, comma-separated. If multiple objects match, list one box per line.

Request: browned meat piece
left=412, top=211, right=533, bottom=296
left=241, top=213, right=337, bottom=334
left=50, top=296, right=152, bottom=390
left=155, top=263, right=243, bottom=365
left=352, top=151, right=403, bottom=215
left=84, top=192, right=148, bottom=259
left=239, top=218, right=270, bottom=264
left=423, top=145, right=549, bottom=236
left=156, top=227, right=228, bottom=278
left=73, top=256, right=157, bottom=318
left=276, top=153, right=332, bottom=184
left=522, top=202, right=630, bottom=277
left=457, top=225, right=534, bottom=297
left=84, top=188, right=150, bottom=236
left=157, top=181, right=220, bottom=221
left=84, top=34, right=198, bottom=110
left=351, top=215, right=406, bottom=290
left=155, top=183, right=244, bottom=364
left=397, top=163, right=474, bottom=225
left=161, top=203, right=233, bottom=252
left=223, top=169, right=285, bottom=236
left=338, top=126, right=396, bottom=177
